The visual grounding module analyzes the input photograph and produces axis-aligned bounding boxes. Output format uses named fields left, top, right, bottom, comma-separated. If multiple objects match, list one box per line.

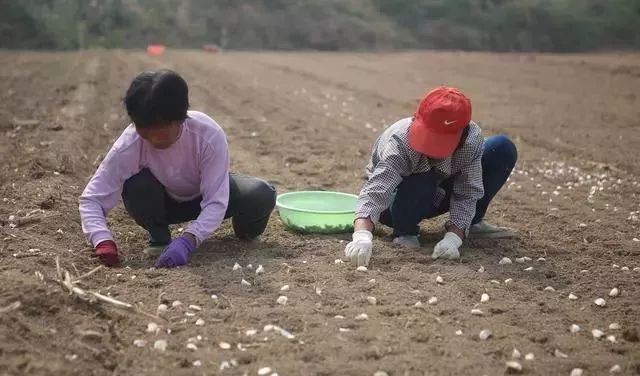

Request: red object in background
left=147, top=44, right=166, bottom=56
left=203, top=44, right=220, bottom=53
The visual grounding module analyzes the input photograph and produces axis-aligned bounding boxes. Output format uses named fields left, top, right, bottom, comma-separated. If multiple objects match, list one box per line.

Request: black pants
left=379, top=135, right=517, bottom=236
left=122, top=168, right=277, bottom=245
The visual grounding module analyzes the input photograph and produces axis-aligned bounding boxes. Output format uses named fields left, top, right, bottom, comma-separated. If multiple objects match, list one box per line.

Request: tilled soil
left=0, top=50, right=639, bottom=376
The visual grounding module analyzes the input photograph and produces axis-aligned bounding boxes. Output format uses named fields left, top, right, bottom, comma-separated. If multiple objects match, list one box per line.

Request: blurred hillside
left=1, top=0, right=639, bottom=52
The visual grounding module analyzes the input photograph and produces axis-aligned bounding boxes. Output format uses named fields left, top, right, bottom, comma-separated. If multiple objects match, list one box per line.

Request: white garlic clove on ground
left=172, top=300, right=182, bottom=307
left=258, top=367, right=272, bottom=375
left=366, top=296, right=377, bottom=305
left=133, top=339, right=147, bottom=347
left=256, top=265, right=265, bottom=274
left=568, top=293, right=578, bottom=300
left=524, top=353, right=535, bottom=361
left=592, top=329, right=604, bottom=339
left=195, top=318, right=205, bottom=326
left=480, top=293, right=490, bottom=303
left=220, top=361, right=231, bottom=371
left=334, top=315, right=345, bottom=320
left=504, top=278, right=514, bottom=284
left=264, top=324, right=275, bottom=332
left=524, top=267, right=534, bottom=271
left=554, top=349, right=568, bottom=358
left=276, top=296, right=288, bottom=305
left=356, top=266, right=368, bottom=272
left=606, top=335, right=616, bottom=343
left=515, top=257, right=526, bottom=263
left=610, top=364, right=621, bottom=373
left=193, top=360, right=202, bottom=367
left=280, top=285, right=290, bottom=291
left=414, top=301, right=424, bottom=308
left=368, top=279, right=376, bottom=284
left=246, top=329, right=258, bottom=336
left=186, top=343, right=198, bottom=351
left=490, top=280, right=501, bottom=285
left=188, top=304, right=202, bottom=311
left=428, top=297, right=438, bottom=305
left=146, top=322, right=159, bottom=333
left=478, top=266, right=485, bottom=273
left=436, top=275, right=444, bottom=284
left=455, top=330, right=463, bottom=336
left=570, top=368, right=583, bottom=376
left=241, top=279, right=251, bottom=286
left=609, top=323, right=621, bottom=330
left=620, top=266, right=629, bottom=271
left=609, top=288, right=619, bottom=297
left=157, top=304, right=168, bottom=314
left=594, top=298, right=606, bottom=307
left=471, top=309, right=484, bottom=316
left=505, top=361, right=523, bottom=373
left=334, top=259, right=344, bottom=264
left=373, top=371, right=389, bottom=376
left=537, top=258, right=546, bottom=262
left=153, top=339, right=167, bottom=352
left=499, top=257, right=512, bottom=265
left=219, top=342, right=231, bottom=349
left=247, top=264, right=253, bottom=269
left=185, top=312, right=196, bottom=317
left=544, top=286, right=556, bottom=292
left=338, top=327, right=351, bottom=332
left=232, top=262, right=242, bottom=271
left=478, top=329, right=492, bottom=340
left=570, top=324, right=581, bottom=333
left=355, top=313, right=369, bottom=321
left=512, top=348, right=521, bottom=359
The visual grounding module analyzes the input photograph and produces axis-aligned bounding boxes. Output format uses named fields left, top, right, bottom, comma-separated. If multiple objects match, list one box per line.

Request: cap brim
left=408, top=119, right=463, bottom=159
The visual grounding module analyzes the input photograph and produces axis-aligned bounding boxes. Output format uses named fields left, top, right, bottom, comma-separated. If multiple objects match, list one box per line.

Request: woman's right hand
left=95, top=240, right=120, bottom=267
left=344, top=230, right=373, bottom=267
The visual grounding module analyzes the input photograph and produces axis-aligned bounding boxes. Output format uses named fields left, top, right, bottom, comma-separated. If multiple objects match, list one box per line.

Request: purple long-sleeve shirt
left=79, top=111, right=230, bottom=247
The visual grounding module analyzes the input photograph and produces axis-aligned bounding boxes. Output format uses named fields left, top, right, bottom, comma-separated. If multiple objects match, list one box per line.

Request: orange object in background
left=147, top=44, right=166, bottom=56
left=203, top=44, right=220, bottom=53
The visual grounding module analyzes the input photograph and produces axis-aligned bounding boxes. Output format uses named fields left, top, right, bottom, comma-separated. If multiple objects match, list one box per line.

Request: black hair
left=124, top=70, right=189, bottom=129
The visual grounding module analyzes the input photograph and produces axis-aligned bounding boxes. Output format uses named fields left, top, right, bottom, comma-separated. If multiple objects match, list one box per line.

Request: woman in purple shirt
left=79, top=70, right=276, bottom=268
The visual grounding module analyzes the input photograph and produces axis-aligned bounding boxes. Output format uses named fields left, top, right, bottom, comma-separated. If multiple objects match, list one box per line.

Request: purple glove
left=155, top=236, right=196, bottom=268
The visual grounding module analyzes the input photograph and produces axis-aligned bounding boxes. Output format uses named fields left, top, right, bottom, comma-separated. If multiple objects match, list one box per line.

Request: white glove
left=344, top=230, right=373, bottom=267
left=431, top=232, right=462, bottom=260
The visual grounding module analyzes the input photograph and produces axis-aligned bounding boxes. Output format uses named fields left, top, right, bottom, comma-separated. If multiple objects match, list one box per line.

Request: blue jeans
left=379, top=135, right=517, bottom=236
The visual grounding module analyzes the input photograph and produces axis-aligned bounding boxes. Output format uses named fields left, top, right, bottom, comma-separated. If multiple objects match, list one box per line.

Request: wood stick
left=55, top=256, right=63, bottom=283
left=90, top=292, right=132, bottom=309
left=74, top=265, right=104, bottom=283
left=0, top=301, right=21, bottom=314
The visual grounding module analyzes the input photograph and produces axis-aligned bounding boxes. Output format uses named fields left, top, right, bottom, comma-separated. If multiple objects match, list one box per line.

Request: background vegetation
left=1, top=0, right=639, bottom=52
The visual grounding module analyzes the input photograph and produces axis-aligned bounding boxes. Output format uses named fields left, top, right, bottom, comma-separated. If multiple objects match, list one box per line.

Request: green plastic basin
left=276, top=191, right=358, bottom=234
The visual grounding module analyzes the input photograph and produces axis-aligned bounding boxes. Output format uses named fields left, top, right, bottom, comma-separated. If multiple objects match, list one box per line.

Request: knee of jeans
left=123, top=168, right=161, bottom=196
left=488, top=135, right=518, bottom=167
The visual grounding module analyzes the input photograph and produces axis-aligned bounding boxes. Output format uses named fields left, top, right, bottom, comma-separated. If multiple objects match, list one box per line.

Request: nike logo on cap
left=444, top=120, right=457, bottom=125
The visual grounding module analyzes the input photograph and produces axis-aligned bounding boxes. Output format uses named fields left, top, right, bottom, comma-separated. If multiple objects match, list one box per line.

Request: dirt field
left=1, top=50, right=639, bottom=376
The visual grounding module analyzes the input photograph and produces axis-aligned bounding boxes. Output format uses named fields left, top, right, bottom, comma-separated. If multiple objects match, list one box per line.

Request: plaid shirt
left=355, top=117, right=485, bottom=230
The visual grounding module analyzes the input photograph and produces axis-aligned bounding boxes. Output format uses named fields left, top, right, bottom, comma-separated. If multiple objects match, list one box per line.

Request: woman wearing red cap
left=345, top=86, right=517, bottom=266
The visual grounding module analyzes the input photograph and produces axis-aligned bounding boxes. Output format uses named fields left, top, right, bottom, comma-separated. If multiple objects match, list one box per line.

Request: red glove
left=95, top=240, right=120, bottom=267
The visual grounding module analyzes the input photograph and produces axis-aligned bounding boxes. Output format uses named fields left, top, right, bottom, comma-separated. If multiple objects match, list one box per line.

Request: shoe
left=144, top=244, right=167, bottom=257
left=468, top=220, right=514, bottom=239
left=392, top=235, right=421, bottom=249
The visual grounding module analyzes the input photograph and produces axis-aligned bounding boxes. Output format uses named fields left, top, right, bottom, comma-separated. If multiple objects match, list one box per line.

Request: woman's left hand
left=155, top=235, right=196, bottom=268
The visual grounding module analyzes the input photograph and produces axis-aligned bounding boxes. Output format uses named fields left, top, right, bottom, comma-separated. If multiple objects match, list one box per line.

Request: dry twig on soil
left=51, top=256, right=164, bottom=321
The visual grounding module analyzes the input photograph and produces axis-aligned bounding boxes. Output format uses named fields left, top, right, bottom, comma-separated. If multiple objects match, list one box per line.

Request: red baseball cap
left=409, top=86, right=472, bottom=158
